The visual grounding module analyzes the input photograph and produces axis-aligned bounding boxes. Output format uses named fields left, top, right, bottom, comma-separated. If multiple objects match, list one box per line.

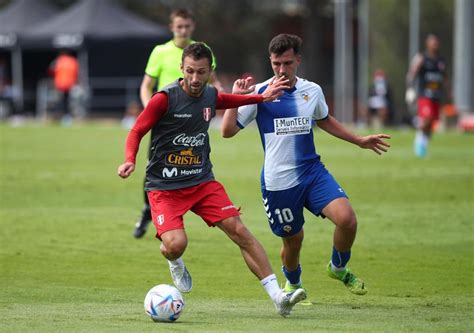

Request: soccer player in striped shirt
left=222, top=34, right=391, bottom=299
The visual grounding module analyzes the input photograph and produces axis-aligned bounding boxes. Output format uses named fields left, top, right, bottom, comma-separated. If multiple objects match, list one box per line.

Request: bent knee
left=336, top=211, right=357, bottom=230
left=161, top=239, right=187, bottom=258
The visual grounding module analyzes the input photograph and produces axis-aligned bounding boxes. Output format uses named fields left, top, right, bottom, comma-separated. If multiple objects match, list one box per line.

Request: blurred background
left=0, top=0, right=472, bottom=129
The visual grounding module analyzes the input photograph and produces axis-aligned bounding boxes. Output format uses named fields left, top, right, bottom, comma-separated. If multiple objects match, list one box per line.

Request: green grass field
left=1, top=123, right=473, bottom=332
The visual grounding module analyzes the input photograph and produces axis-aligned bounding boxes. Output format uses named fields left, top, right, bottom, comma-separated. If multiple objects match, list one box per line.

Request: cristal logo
left=172, top=133, right=206, bottom=147
left=166, top=149, right=202, bottom=166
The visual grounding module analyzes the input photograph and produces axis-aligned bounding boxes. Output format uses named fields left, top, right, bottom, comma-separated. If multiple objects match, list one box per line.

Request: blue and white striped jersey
left=237, top=77, right=329, bottom=191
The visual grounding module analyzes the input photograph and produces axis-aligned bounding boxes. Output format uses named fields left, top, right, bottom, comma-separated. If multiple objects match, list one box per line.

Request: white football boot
left=168, top=260, right=192, bottom=293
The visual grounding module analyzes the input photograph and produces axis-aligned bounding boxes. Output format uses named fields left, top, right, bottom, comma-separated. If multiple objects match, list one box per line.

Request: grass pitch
left=0, top=123, right=473, bottom=332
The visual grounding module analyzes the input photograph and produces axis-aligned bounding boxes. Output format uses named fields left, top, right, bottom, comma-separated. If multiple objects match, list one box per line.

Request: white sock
left=260, top=274, right=281, bottom=302
left=168, top=257, right=184, bottom=268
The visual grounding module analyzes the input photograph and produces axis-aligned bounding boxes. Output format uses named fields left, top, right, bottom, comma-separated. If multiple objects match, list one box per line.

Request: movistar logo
left=162, top=167, right=178, bottom=178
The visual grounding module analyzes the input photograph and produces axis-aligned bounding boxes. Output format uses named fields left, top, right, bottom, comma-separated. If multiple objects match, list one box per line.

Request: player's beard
left=185, top=79, right=204, bottom=97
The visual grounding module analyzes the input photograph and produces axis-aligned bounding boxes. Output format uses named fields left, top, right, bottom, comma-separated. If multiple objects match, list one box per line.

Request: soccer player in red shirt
left=407, top=34, right=448, bottom=157
left=117, top=43, right=306, bottom=316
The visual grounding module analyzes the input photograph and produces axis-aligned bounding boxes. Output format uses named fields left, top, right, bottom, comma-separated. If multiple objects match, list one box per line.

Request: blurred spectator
left=121, top=100, right=141, bottom=129
left=367, top=69, right=392, bottom=129
left=139, top=9, right=222, bottom=109
left=0, top=57, right=14, bottom=119
left=49, top=50, right=79, bottom=126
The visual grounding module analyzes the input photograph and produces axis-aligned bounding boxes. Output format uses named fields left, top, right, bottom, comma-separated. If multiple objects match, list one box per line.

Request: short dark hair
left=268, top=34, right=303, bottom=55
left=170, top=8, right=194, bottom=22
left=182, top=42, right=213, bottom=67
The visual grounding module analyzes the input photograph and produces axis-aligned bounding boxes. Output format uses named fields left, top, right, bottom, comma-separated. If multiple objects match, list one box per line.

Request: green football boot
left=284, top=281, right=312, bottom=305
left=274, top=288, right=307, bottom=317
left=327, top=261, right=368, bottom=295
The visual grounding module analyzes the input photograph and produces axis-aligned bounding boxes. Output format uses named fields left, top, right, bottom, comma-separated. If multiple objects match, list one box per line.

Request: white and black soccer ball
left=144, top=284, right=185, bottom=322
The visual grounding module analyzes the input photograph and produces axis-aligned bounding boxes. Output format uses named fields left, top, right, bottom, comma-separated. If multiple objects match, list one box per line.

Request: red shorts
left=147, top=180, right=240, bottom=239
left=417, top=97, right=440, bottom=121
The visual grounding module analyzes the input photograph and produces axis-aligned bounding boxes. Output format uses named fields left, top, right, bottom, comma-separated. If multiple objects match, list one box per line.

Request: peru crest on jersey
left=202, top=107, right=212, bottom=122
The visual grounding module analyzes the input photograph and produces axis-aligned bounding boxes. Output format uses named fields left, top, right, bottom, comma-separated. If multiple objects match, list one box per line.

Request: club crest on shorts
left=157, top=214, right=165, bottom=225
left=202, top=107, right=212, bottom=122
left=283, top=225, right=292, bottom=233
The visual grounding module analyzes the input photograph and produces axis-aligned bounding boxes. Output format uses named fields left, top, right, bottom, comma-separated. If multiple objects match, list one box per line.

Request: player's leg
left=61, top=90, right=73, bottom=126
left=160, top=229, right=188, bottom=260
left=133, top=186, right=152, bottom=238
left=217, top=216, right=273, bottom=279
left=415, top=116, right=432, bottom=157
left=415, top=98, right=428, bottom=157
left=263, top=185, right=306, bottom=293
left=160, top=229, right=192, bottom=293
left=54, top=91, right=64, bottom=122
left=378, top=106, right=389, bottom=127
left=148, top=190, right=192, bottom=293
left=217, top=216, right=306, bottom=316
left=280, top=230, right=304, bottom=292
left=323, top=198, right=357, bottom=252
left=193, top=180, right=306, bottom=316
left=306, top=167, right=367, bottom=295
left=414, top=97, right=438, bottom=157
left=322, top=198, right=367, bottom=295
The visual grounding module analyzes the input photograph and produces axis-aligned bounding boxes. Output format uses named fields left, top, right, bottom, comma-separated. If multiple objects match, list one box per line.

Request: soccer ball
left=144, top=284, right=185, bottom=322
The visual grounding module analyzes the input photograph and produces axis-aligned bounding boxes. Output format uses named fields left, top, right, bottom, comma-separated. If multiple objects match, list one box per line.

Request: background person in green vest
left=134, top=8, right=222, bottom=238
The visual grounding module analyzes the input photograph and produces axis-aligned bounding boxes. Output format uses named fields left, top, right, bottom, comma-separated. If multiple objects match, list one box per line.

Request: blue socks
left=282, top=264, right=302, bottom=285
left=331, top=246, right=351, bottom=270
left=283, top=248, right=351, bottom=281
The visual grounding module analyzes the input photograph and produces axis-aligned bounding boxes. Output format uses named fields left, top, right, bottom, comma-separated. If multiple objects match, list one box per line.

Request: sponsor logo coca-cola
left=172, top=133, right=206, bottom=147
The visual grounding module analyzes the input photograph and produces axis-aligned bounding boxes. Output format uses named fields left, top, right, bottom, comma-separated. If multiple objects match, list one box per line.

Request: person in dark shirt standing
left=407, top=34, right=448, bottom=157
left=117, top=43, right=306, bottom=317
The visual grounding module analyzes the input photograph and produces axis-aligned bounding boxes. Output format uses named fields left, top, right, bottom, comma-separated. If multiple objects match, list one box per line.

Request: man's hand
left=232, top=76, right=256, bottom=95
left=358, top=134, right=391, bottom=155
left=261, top=76, right=290, bottom=102
left=117, top=162, right=135, bottom=178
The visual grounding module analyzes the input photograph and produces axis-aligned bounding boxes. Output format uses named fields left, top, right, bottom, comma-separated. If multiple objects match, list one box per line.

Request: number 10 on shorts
left=274, top=208, right=294, bottom=224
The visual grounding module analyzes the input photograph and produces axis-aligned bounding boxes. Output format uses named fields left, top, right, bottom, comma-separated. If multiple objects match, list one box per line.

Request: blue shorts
left=262, top=164, right=348, bottom=237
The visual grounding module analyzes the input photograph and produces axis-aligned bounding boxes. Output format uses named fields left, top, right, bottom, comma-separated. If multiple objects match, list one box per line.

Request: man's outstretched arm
left=317, top=116, right=391, bottom=155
